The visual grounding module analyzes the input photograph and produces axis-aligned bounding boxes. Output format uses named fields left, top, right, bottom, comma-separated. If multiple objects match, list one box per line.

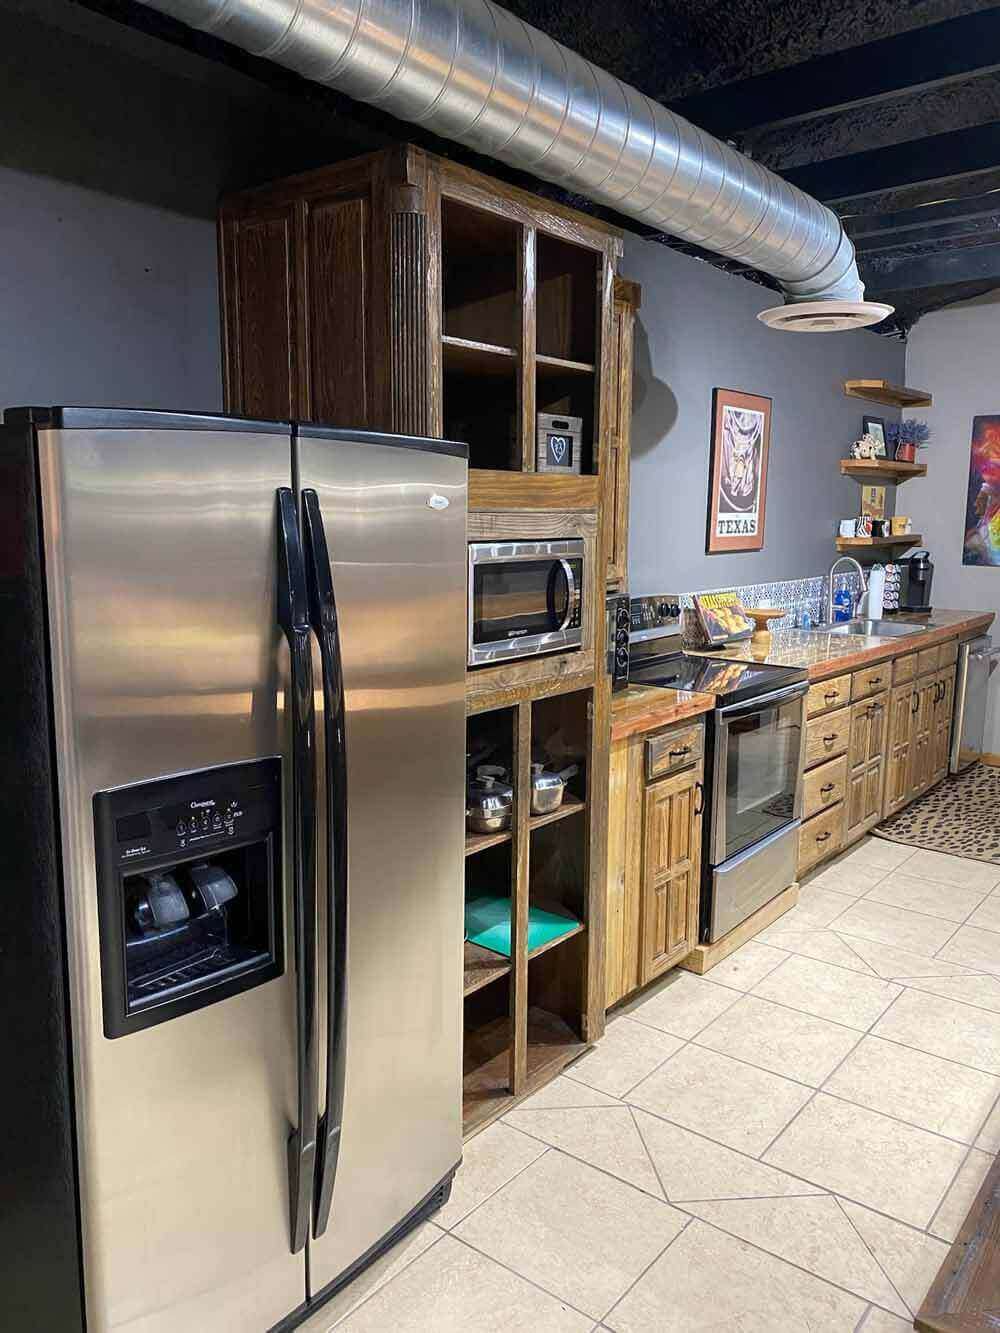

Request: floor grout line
left=600, top=1213, right=693, bottom=1329
left=563, top=1022, right=692, bottom=1101
left=325, top=1227, right=449, bottom=1330
left=448, top=1228, right=599, bottom=1325
left=832, top=1192, right=914, bottom=1317
left=627, top=1103, right=671, bottom=1203
left=439, top=1144, right=551, bottom=1233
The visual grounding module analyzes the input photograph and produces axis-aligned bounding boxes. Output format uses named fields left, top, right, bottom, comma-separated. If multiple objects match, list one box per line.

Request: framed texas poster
left=707, top=388, right=772, bottom=553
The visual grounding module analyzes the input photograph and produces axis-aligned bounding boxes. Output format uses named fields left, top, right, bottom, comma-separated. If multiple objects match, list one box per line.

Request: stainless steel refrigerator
left=0, top=407, right=468, bottom=1332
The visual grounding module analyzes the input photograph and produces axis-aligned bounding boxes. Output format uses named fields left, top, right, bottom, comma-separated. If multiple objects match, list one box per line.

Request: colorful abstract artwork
left=963, top=415, right=1000, bottom=566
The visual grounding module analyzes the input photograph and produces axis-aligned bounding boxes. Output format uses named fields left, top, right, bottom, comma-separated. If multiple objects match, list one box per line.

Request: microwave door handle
left=301, top=489, right=349, bottom=1240
left=555, top=558, right=577, bottom=632
left=276, top=488, right=319, bottom=1256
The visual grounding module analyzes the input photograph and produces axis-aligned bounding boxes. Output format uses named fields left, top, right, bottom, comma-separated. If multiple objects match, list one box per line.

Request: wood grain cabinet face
left=845, top=694, right=888, bottom=841
left=642, top=766, right=703, bottom=984
left=883, top=681, right=916, bottom=818
left=605, top=281, right=638, bottom=591
left=931, top=667, right=956, bottom=786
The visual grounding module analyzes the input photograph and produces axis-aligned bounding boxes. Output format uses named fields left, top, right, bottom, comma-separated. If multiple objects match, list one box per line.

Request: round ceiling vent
left=757, top=300, right=895, bottom=333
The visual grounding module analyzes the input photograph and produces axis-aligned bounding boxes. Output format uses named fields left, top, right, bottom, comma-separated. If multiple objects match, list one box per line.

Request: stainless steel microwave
left=468, top=539, right=584, bottom=667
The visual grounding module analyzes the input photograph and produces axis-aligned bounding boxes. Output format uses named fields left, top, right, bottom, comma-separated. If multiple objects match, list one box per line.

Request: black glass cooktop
left=629, top=652, right=808, bottom=706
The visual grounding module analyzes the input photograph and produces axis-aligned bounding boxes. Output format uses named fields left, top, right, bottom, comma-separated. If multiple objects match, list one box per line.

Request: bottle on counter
left=833, top=587, right=853, bottom=622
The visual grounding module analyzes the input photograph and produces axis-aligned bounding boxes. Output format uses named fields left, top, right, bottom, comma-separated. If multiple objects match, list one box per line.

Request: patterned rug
left=874, top=762, right=1000, bottom=865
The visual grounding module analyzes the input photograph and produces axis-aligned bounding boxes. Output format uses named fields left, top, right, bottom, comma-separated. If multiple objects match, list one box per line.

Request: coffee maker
left=900, top=549, right=934, bottom=612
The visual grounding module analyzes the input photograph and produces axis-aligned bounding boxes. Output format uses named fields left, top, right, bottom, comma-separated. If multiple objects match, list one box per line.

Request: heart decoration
left=550, top=436, right=567, bottom=464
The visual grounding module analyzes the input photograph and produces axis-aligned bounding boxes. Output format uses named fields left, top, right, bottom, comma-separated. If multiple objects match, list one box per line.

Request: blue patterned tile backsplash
left=679, top=571, right=865, bottom=628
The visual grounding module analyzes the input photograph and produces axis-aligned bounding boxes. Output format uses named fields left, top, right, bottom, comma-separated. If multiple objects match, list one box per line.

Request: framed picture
left=862, top=415, right=888, bottom=456
left=707, top=388, right=771, bottom=553
left=963, top=415, right=1000, bottom=566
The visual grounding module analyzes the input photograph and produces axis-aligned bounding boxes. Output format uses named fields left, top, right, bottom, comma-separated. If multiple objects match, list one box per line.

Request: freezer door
left=296, top=430, right=467, bottom=1296
left=37, top=422, right=306, bottom=1331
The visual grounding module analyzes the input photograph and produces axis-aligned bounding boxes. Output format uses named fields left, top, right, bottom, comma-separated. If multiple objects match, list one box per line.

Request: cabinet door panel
left=304, top=192, right=371, bottom=427
left=642, top=769, right=701, bottom=982
left=223, top=207, right=298, bottom=419
left=883, top=682, right=915, bottom=817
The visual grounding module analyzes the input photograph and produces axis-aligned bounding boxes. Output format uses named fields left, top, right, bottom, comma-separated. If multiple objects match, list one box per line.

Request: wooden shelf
left=835, top=533, right=922, bottom=552
left=464, top=941, right=511, bottom=996
left=527, top=918, right=585, bottom=961
left=536, top=353, right=595, bottom=377
left=528, top=794, right=586, bottom=832
left=525, top=1005, right=586, bottom=1081
left=442, top=335, right=517, bottom=377
left=463, top=1015, right=513, bottom=1135
left=465, top=827, right=513, bottom=857
left=840, top=459, right=927, bottom=483
left=843, top=379, right=933, bottom=408
left=468, top=469, right=600, bottom=511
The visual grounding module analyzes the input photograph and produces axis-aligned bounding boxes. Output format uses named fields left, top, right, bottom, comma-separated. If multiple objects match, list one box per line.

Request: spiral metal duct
left=140, top=0, right=891, bottom=328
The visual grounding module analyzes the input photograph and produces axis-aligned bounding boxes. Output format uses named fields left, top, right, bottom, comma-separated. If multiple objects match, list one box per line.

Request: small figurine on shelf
left=850, top=433, right=883, bottom=460
left=886, top=419, right=931, bottom=463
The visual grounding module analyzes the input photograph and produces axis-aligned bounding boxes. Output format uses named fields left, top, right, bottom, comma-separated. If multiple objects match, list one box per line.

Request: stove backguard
left=93, top=758, right=283, bottom=1038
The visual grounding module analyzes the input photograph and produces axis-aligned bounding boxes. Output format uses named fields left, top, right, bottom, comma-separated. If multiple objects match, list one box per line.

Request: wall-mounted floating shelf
left=835, top=533, right=922, bottom=552
left=840, top=459, right=927, bottom=484
left=843, top=379, right=933, bottom=409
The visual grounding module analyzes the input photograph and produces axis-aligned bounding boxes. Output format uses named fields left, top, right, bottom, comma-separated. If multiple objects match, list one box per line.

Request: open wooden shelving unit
left=843, top=379, right=933, bottom=408
left=840, top=459, right=927, bottom=483
left=462, top=687, right=602, bottom=1137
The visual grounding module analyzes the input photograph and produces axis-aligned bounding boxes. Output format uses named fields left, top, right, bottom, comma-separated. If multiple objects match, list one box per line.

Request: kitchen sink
left=820, top=618, right=936, bottom=638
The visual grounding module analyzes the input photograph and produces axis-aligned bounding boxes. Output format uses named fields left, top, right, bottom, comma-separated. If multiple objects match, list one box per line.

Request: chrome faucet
left=826, top=556, right=868, bottom=623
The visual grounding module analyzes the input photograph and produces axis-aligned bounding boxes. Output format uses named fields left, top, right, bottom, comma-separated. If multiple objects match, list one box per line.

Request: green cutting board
left=464, top=894, right=580, bottom=958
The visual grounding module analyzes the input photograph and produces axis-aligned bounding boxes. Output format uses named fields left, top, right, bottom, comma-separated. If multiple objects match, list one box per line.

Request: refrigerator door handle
left=301, top=489, right=349, bottom=1238
left=276, top=487, right=319, bottom=1255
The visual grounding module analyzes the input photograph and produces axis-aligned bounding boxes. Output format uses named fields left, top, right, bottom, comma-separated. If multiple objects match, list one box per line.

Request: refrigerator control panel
left=93, top=758, right=283, bottom=1038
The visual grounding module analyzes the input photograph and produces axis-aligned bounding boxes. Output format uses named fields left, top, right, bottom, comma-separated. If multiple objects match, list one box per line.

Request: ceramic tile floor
left=301, top=837, right=1000, bottom=1332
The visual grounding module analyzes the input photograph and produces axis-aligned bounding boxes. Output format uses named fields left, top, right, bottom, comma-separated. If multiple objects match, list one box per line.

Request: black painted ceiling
left=69, top=0, right=1000, bottom=338
left=499, top=0, right=1000, bottom=338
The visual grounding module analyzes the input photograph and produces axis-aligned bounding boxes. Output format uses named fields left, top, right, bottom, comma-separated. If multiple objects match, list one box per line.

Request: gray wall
left=904, top=291, right=1000, bottom=752
left=0, top=0, right=383, bottom=413
left=620, top=234, right=906, bottom=596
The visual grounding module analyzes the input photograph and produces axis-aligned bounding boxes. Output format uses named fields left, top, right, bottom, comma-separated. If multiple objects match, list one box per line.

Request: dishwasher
left=950, top=634, right=999, bottom=773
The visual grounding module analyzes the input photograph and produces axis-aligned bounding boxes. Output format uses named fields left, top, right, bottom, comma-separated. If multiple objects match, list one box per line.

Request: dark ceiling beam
left=783, top=122, right=1000, bottom=201
left=863, top=241, right=1000, bottom=293
left=668, top=9, right=1000, bottom=136
left=843, top=190, right=1000, bottom=239
left=854, top=214, right=1000, bottom=253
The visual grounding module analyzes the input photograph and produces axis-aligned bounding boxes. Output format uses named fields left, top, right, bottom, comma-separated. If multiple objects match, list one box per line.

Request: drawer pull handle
left=912, top=693, right=920, bottom=715
left=869, top=677, right=883, bottom=687
left=669, top=746, right=692, bottom=759
left=824, top=691, right=838, bottom=703
left=816, top=831, right=832, bottom=843
left=694, top=781, right=704, bottom=816
left=820, top=783, right=835, bottom=795
left=823, top=733, right=837, bottom=744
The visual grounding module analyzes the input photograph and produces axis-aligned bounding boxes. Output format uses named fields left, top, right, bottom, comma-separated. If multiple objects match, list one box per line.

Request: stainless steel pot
left=529, top=763, right=579, bottom=816
left=466, top=773, right=513, bottom=833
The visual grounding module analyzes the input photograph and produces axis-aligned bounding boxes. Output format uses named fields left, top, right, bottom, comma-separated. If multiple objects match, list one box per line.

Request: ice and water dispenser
left=93, top=758, right=283, bottom=1037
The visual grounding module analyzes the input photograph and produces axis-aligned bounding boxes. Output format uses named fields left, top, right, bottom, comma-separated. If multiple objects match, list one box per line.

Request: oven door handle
left=716, top=681, right=809, bottom=720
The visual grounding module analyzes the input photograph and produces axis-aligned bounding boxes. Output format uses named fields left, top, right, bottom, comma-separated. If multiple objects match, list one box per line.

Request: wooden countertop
left=611, top=684, right=714, bottom=742
left=700, top=609, right=993, bottom=682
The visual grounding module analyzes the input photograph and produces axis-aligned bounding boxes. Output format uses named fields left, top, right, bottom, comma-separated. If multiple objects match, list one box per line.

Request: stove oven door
left=711, top=683, right=808, bottom=866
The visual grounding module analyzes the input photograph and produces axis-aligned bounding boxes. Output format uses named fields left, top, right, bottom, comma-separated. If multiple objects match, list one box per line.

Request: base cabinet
left=845, top=693, right=888, bottom=841
left=605, top=719, right=704, bottom=1007
left=884, top=680, right=916, bottom=818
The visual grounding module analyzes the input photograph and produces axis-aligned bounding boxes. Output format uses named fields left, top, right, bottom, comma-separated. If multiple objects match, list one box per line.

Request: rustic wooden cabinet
left=606, top=717, right=704, bottom=1007
left=219, top=143, right=623, bottom=506
left=931, top=668, right=956, bottom=786
left=884, top=679, right=917, bottom=818
left=845, top=692, right=889, bottom=841
left=605, top=278, right=639, bottom=591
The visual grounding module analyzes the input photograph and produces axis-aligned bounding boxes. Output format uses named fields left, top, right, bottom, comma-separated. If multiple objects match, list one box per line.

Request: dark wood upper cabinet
left=218, top=145, right=623, bottom=502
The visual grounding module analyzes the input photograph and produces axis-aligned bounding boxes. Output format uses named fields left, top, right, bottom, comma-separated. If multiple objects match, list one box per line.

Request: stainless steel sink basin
left=820, top=618, right=935, bottom=638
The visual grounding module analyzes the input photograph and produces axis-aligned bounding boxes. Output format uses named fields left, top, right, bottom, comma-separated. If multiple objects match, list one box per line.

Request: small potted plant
left=886, top=419, right=930, bottom=463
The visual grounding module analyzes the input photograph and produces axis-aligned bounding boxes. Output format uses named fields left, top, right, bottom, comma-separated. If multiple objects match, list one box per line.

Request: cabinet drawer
left=893, top=653, right=916, bottom=685
left=807, top=674, right=852, bottom=717
left=940, top=639, right=958, bottom=668
left=645, top=722, right=703, bottom=780
left=803, top=755, right=848, bottom=820
left=917, top=646, right=940, bottom=677
left=852, top=663, right=890, bottom=702
left=804, top=706, right=851, bottom=768
left=798, top=804, right=844, bottom=876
